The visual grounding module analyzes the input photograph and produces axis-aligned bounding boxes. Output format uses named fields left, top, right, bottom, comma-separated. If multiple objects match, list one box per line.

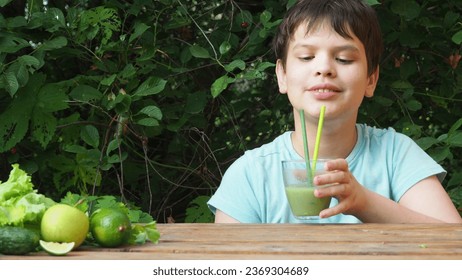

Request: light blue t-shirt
left=207, top=124, right=446, bottom=223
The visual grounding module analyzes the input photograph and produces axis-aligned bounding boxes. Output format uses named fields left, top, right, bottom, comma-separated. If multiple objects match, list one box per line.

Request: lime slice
left=39, top=240, right=75, bottom=256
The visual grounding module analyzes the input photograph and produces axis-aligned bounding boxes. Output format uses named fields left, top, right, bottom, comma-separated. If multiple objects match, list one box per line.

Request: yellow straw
left=299, top=109, right=312, bottom=183
left=312, top=105, right=326, bottom=176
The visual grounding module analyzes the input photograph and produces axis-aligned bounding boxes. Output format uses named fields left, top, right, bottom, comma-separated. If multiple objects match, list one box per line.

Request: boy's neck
left=291, top=120, right=358, bottom=160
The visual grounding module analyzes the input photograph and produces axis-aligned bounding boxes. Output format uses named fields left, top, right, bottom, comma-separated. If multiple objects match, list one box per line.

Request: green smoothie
left=285, top=184, right=331, bottom=218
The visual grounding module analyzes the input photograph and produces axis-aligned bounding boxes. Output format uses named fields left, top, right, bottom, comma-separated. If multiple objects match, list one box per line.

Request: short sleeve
left=390, top=133, right=446, bottom=201
left=207, top=154, right=263, bottom=223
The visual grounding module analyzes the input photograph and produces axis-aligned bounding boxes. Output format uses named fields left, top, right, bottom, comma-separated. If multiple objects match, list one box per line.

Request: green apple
left=40, top=204, right=89, bottom=248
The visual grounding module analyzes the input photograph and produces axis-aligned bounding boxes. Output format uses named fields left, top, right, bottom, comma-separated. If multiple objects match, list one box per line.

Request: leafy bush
left=1, top=0, right=461, bottom=222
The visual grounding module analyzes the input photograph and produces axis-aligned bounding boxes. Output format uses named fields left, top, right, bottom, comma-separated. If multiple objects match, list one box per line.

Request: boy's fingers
left=325, top=158, right=349, bottom=171
left=319, top=203, right=345, bottom=219
left=315, top=183, right=346, bottom=198
left=314, top=171, right=349, bottom=186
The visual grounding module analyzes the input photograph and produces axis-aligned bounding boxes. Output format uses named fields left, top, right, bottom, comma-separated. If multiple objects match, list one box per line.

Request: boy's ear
left=275, top=59, right=288, bottom=94
left=365, top=66, right=380, bottom=98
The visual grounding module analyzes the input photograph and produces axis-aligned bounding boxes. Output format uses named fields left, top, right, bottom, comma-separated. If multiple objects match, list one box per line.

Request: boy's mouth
left=312, top=90, right=338, bottom=100
left=309, top=84, right=340, bottom=99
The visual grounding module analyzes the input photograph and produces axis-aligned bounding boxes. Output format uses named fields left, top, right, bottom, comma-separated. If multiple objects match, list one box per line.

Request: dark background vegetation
left=1, top=0, right=461, bottom=222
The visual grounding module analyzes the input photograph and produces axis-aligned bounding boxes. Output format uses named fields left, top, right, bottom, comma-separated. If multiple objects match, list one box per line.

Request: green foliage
left=0, top=0, right=461, bottom=222
left=184, top=195, right=214, bottom=223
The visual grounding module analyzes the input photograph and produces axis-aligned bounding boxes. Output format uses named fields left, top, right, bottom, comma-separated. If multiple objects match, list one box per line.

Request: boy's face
left=276, top=22, right=379, bottom=122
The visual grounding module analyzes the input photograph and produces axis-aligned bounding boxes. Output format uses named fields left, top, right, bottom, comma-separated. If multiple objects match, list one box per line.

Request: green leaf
left=260, top=10, right=272, bottom=25
left=452, top=30, right=462, bottom=45
left=15, top=192, right=55, bottom=223
left=0, top=108, right=30, bottom=153
left=18, top=55, right=40, bottom=71
left=189, top=44, right=210, bottom=58
left=224, top=59, right=246, bottom=72
left=256, top=61, right=275, bottom=72
left=0, top=164, right=34, bottom=202
left=2, top=71, right=19, bottom=97
left=185, top=195, right=214, bottom=223
left=30, top=111, right=57, bottom=149
left=391, top=80, right=413, bottom=89
left=39, top=36, right=68, bottom=51
left=42, top=8, right=66, bottom=32
left=399, top=29, right=425, bottom=48
left=100, top=74, right=117, bottom=86
left=137, top=105, right=163, bottom=120
left=133, top=77, right=167, bottom=97
left=211, top=75, right=235, bottom=98
left=219, top=41, right=231, bottom=55
left=128, top=221, right=160, bottom=245
left=444, top=11, right=460, bottom=28
left=448, top=175, right=462, bottom=189
left=449, top=118, right=462, bottom=135
left=0, top=35, right=29, bottom=53
left=446, top=131, right=462, bottom=147
left=391, top=0, right=420, bottom=20
left=428, top=146, right=451, bottom=163
left=119, top=64, right=136, bottom=80
left=80, top=125, right=100, bottom=148
left=145, top=226, right=161, bottom=244
left=59, top=192, right=91, bottom=213
left=136, top=118, right=159, bottom=127
left=63, top=145, right=87, bottom=154
left=0, top=0, right=14, bottom=7
left=374, top=96, right=394, bottom=107
left=365, top=0, right=380, bottom=5
left=0, top=74, right=42, bottom=151
left=243, top=69, right=266, bottom=80
left=185, top=91, right=207, bottom=114
left=106, top=139, right=121, bottom=156
left=69, top=85, right=103, bottom=102
left=406, top=99, right=422, bottom=111
left=6, top=15, right=27, bottom=28
left=36, top=83, right=70, bottom=112
left=415, top=137, right=439, bottom=151
left=107, top=152, right=128, bottom=163
left=129, top=22, right=150, bottom=43
left=7, top=61, right=29, bottom=87
left=108, top=94, right=132, bottom=114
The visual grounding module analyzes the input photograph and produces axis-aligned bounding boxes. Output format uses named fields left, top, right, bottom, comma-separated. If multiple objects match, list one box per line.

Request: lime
left=90, top=208, right=132, bottom=248
left=39, top=240, right=75, bottom=256
left=41, top=204, right=89, bottom=248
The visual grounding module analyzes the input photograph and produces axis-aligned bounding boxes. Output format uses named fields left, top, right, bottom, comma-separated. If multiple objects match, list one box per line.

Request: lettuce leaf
left=0, top=204, right=26, bottom=226
left=0, top=164, right=34, bottom=202
left=0, top=164, right=56, bottom=226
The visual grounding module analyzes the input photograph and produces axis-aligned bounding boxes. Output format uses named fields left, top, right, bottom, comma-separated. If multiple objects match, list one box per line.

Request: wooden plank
left=157, top=223, right=462, bottom=243
left=1, top=223, right=461, bottom=260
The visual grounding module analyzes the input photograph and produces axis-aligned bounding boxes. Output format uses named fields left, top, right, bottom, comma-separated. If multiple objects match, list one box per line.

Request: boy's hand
left=313, top=158, right=367, bottom=219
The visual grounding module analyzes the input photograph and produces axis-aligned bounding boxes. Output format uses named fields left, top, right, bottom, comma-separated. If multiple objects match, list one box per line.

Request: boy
left=207, top=0, right=462, bottom=223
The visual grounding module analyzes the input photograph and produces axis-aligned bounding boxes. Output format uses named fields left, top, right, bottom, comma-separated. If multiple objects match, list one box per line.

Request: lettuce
left=0, top=164, right=34, bottom=201
left=0, top=164, right=56, bottom=226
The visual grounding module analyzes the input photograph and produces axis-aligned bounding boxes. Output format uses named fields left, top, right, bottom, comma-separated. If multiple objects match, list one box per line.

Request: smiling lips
left=308, top=84, right=340, bottom=100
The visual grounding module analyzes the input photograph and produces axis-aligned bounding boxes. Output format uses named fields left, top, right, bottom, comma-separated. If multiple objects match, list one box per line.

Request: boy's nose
left=315, top=57, right=336, bottom=77
left=316, top=69, right=334, bottom=77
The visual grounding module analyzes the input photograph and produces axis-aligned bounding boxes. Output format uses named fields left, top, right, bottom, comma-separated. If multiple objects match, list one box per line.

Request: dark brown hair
left=272, top=0, right=383, bottom=76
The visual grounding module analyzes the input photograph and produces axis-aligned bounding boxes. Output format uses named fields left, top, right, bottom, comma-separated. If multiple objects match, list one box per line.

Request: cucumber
left=0, top=226, right=40, bottom=255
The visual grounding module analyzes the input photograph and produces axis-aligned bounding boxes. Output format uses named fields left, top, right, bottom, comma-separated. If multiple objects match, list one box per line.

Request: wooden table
left=2, top=223, right=462, bottom=260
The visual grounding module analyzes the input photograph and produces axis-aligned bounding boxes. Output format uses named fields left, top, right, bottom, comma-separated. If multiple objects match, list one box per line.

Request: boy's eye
left=299, top=56, right=314, bottom=61
left=336, top=58, right=353, bottom=64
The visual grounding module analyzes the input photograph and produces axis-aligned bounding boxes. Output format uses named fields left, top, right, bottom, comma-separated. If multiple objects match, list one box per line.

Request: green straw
left=299, top=109, right=312, bottom=183
left=312, top=105, right=326, bottom=176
